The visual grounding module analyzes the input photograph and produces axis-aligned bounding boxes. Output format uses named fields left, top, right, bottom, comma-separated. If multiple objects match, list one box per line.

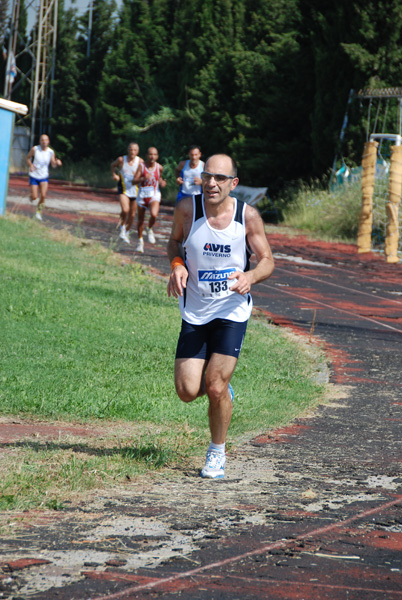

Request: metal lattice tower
left=3, top=0, right=21, bottom=99
left=4, top=0, right=58, bottom=145
left=31, top=0, right=58, bottom=145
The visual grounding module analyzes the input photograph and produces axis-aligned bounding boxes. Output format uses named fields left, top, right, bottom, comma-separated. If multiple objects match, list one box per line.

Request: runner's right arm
left=167, top=201, right=190, bottom=298
left=133, top=163, right=147, bottom=184
left=175, top=160, right=185, bottom=185
left=26, top=147, right=35, bottom=172
left=111, top=156, right=123, bottom=182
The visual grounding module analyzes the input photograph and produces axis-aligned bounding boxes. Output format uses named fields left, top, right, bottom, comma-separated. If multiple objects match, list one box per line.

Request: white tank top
left=120, top=155, right=139, bottom=197
left=31, top=146, right=54, bottom=180
left=179, top=194, right=252, bottom=325
left=138, top=162, right=161, bottom=198
left=180, top=159, right=204, bottom=196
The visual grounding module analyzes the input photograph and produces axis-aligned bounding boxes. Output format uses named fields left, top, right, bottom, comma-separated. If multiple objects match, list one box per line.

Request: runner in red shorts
left=133, top=147, right=166, bottom=252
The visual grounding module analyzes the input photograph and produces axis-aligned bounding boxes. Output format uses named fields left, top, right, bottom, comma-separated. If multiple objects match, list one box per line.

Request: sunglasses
left=201, top=171, right=235, bottom=183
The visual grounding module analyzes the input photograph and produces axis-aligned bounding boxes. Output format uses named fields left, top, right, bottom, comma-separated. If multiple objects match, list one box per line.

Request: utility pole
left=30, top=0, right=58, bottom=146
left=3, top=0, right=21, bottom=98
left=3, top=0, right=58, bottom=145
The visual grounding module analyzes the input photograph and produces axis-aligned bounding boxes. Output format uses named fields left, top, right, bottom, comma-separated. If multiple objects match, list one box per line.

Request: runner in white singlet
left=133, top=147, right=166, bottom=252
left=111, top=142, right=143, bottom=244
left=175, top=145, right=204, bottom=203
left=167, top=154, right=274, bottom=480
left=26, top=134, right=62, bottom=221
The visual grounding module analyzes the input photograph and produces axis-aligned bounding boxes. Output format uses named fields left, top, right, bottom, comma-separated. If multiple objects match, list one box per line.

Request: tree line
left=3, top=0, right=402, bottom=194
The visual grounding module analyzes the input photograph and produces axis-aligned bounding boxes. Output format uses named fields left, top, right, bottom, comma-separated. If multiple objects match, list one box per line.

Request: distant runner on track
left=26, top=134, right=62, bottom=221
left=175, top=145, right=204, bottom=203
left=133, top=147, right=166, bottom=253
left=111, top=142, right=143, bottom=244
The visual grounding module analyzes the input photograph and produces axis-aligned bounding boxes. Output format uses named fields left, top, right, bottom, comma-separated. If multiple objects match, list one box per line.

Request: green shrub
left=281, top=176, right=393, bottom=246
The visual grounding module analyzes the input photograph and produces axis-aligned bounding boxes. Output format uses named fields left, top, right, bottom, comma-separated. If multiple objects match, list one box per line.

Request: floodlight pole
left=30, top=0, right=58, bottom=146
left=3, top=0, right=21, bottom=99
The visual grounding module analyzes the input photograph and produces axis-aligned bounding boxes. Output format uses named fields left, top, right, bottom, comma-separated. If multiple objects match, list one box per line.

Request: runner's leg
left=30, top=184, right=39, bottom=203
left=148, top=199, right=160, bottom=230
left=119, top=194, right=130, bottom=227
left=204, top=353, right=237, bottom=444
left=137, top=205, right=146, bottom=240
left=174, top=358, right=207, bottom=403
left=38, top=182, right=48, bottom=211
left=127, top=199, right=137, bottom=232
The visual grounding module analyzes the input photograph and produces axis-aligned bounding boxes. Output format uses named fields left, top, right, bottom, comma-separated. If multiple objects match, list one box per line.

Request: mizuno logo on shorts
left=198, top=268, right=236, bottom=281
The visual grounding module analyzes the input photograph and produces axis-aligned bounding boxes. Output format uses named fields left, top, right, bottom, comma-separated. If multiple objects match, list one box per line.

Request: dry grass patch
left=0, top=420, right=201, bottom=512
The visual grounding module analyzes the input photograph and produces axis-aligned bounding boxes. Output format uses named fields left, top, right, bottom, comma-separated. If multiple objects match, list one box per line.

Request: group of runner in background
left=111, top=143, right=203, bottom=252
left=27, top=136, right=204, bottom=253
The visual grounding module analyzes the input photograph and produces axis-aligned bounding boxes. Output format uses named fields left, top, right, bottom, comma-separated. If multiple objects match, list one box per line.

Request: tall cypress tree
left=87, top=0, right=155, bottom=157
left=45, top=0, right=402, bottom=189
left=180, top=0, right=310, bottom=186
left=50, top=1, right=83, bottom=156
left=76, top=0, right=117, bottom=157
left=298, top=0, right=402, bottom=173
left=340, top=0, right=402, bottom=162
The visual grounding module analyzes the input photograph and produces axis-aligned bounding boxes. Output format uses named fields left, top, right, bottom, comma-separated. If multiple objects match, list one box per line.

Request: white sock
left=208, top=442, right=225, bottom=455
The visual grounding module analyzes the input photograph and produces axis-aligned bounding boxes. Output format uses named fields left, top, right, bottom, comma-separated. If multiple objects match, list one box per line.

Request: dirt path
left=1, top=178, right=401, bottom=600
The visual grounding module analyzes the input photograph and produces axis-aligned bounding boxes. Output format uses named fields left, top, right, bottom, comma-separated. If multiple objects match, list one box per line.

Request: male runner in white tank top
left=111, top=142, right=143, bottom=244
left=167, top=154, right=274, bottom=479
left=26, top=134, right=62, bottom=221
left=133, top=147, right=166, bottom=253
left=175, top=145, right=204, bottom=203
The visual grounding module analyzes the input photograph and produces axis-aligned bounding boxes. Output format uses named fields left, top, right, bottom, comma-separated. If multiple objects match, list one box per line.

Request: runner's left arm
left=228, top=205, right=274, bottom=295
left=50, top=150, right=62, bottom=168
left=159, top=165, right=167, bottom=188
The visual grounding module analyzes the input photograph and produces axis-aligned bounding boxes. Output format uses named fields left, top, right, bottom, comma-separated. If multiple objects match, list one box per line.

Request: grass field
left=0, top=215, right=327, bottom=510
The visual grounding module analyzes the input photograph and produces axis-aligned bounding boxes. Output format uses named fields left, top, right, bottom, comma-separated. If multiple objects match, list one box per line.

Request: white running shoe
left=147, top=228, right=156, bottom=244
left=35, top=211, right=43, bottom=221
left=119, top=226, right=130, bottom=244
left=200, top=450, right=226, bottom=479
left=136, top=238, right=144, bottom=253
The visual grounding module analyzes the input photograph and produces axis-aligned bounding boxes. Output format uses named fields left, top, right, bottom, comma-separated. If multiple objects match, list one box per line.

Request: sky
left=26, top=0, right=88, bottom=32
left=24, top=0, right=122, bottom=32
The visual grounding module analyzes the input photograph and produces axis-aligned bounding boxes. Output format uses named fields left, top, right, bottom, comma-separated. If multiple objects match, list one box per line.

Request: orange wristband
left=170, top=257, right=185, bottom=271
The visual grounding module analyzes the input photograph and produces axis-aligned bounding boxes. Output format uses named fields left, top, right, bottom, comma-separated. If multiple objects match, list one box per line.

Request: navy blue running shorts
left=175, top=318, right=248, bottom=360
left=29, top=176, right=49, bottom=185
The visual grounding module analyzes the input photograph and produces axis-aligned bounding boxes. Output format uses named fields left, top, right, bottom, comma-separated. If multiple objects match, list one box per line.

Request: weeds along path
left=2, top=179, right=402, bottom=600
